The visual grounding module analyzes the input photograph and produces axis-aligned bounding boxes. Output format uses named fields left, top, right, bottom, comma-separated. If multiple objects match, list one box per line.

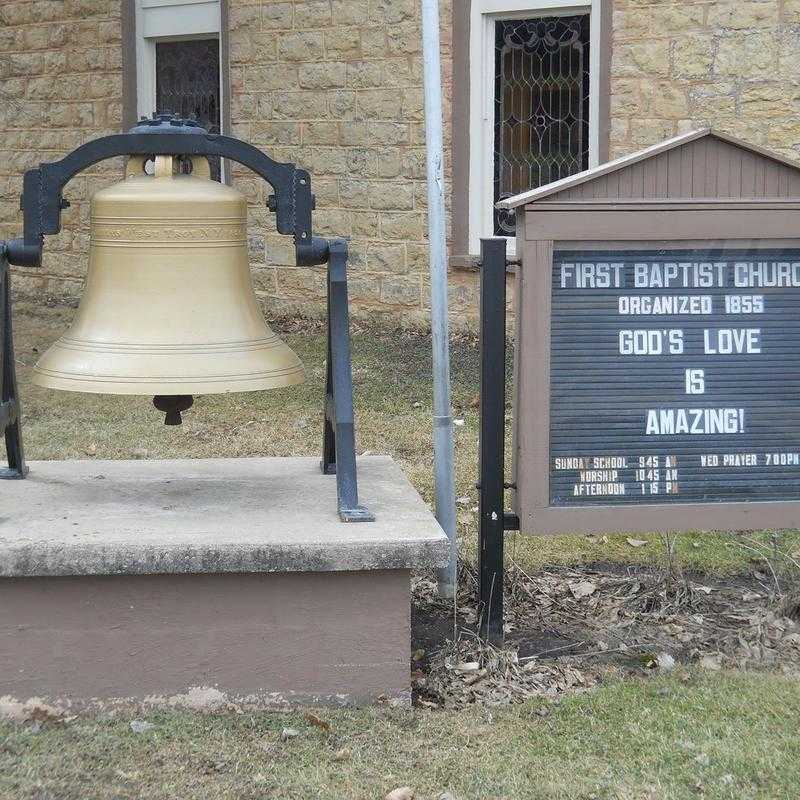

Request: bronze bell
left=32, top=154, right=305, bottom=423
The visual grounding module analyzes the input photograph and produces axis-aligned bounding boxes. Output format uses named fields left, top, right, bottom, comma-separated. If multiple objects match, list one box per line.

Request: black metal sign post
left=2, top=114, right=372, bottom=521
left=478, top=237, right=519, bottom=643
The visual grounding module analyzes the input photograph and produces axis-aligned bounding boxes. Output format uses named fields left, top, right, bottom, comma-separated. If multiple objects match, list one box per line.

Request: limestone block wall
left=0, top=0, right=124, bottom=296
left=610, top=0, right=800, bottom=162
left=227, top=0, right=468, bottom=326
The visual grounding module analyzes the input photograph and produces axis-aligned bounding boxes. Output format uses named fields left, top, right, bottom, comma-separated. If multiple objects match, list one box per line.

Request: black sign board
left=550, top=248, right=800, bottom=506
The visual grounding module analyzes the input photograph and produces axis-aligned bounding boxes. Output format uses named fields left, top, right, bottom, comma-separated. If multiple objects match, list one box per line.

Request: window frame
left=133, top=1, right=223, bottom=125
left=467, top=0, right=604, bottom=256
left=130, top=0, right=231, bottom=178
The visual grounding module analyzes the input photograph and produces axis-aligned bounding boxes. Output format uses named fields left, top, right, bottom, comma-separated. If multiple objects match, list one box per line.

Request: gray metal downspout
left=421, top=0, right=458, bottom=597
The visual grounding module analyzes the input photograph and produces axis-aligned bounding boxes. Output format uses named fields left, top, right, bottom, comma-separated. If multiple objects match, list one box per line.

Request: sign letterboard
left=550, top=248, right=800, bottom=506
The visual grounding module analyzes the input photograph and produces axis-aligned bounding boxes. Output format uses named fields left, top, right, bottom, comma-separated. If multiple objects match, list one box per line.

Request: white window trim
left=467, top=0, right=602, bottom=255
left=134, top=0, right=222, bottom=125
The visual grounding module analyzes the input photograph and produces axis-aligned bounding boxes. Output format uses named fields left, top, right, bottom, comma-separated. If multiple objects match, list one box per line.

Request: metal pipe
left=421, top=0, right=457, bottom=598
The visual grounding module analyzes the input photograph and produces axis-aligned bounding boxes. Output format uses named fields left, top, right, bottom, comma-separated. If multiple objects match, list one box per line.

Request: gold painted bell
left=32, top=155, right=305, bottom=421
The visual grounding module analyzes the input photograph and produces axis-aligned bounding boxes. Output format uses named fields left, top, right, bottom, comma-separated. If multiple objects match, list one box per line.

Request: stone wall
left=0, top=0, right=124, bottom=296
left=228, top=0, right=470, bottom=327
left=610, top=0, right=800, bottom=162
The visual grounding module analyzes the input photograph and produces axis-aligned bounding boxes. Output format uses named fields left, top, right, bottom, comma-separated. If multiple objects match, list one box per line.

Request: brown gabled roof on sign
left=497, top=128, right=800, bottom=209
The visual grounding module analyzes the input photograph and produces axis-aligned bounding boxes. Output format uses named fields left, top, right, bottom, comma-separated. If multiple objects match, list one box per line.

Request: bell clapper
left=153, top=395, right=194, bottom=426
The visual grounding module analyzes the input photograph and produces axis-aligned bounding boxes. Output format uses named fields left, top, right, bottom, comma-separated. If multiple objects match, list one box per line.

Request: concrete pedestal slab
left=0, top=456, right=447, bottom=704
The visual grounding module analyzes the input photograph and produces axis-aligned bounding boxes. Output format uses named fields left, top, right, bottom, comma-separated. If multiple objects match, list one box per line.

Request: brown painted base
left=0, top=570, right=410, bottom=704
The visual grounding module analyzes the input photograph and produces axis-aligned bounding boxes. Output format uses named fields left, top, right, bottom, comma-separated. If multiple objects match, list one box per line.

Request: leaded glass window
left=493, top=15, right=590, bottom=235
left=156, top=39, right=221, bottom=180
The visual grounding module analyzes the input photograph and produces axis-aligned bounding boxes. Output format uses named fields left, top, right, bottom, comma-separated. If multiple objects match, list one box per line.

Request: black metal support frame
left=322, top=240, right=374, bottom=522
left=0, top=246, right=27, bottom=479
left=2, top=123, right=372, bottom=522
left=5, top=131, right=321, bottom=267
left=478, top=238, right=519, bottom=643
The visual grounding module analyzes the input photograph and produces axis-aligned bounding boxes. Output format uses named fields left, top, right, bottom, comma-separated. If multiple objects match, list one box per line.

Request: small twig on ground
left=518, top=641, right=587, bottom=661
left=577, top=645, right=638, bottom=659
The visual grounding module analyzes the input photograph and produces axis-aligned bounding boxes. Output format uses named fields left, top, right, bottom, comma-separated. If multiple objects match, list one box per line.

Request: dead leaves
left=385, top=788, right=415, bottom=800
left=568, top=580, right=597, bottom=600
left=626, top=538, right=648, bottom=548
left=511, top=560, right=800, bottom=668
left=274, top=713, right=332, bottom=745
left=0, top=697, right=68, bottom=726
left=420, top=640, right=595, bottom=709
left=304, top=712, right=330, bottom=732
left=201, top=757, right=229, bottom=774
left=416, top=556, right=800, bottom=711
left=783, top=632, right=800, bottom=648
left=24, top=703, right=65, bottom=724
left=463, top=668, right=489, bottom=687
left=413, top=558, right=800, bottom=711
left=640, top=650, right=681, bottom=673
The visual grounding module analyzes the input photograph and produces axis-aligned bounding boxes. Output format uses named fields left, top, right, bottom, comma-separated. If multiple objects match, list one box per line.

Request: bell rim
left=30, top=365, right=306, bottom=396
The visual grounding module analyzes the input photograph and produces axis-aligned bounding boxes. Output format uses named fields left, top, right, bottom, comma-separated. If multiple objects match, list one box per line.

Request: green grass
left=2, top=671, right=799, bottom=799
left=12, top=301, right=800, bottom=574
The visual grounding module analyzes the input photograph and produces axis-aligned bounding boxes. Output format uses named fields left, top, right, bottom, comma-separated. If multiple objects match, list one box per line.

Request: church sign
left=500, top=129, right=800, bottom=536
left=474, top=130, right=800, bottom=638
left=550, top=247, right=800, bottom=509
